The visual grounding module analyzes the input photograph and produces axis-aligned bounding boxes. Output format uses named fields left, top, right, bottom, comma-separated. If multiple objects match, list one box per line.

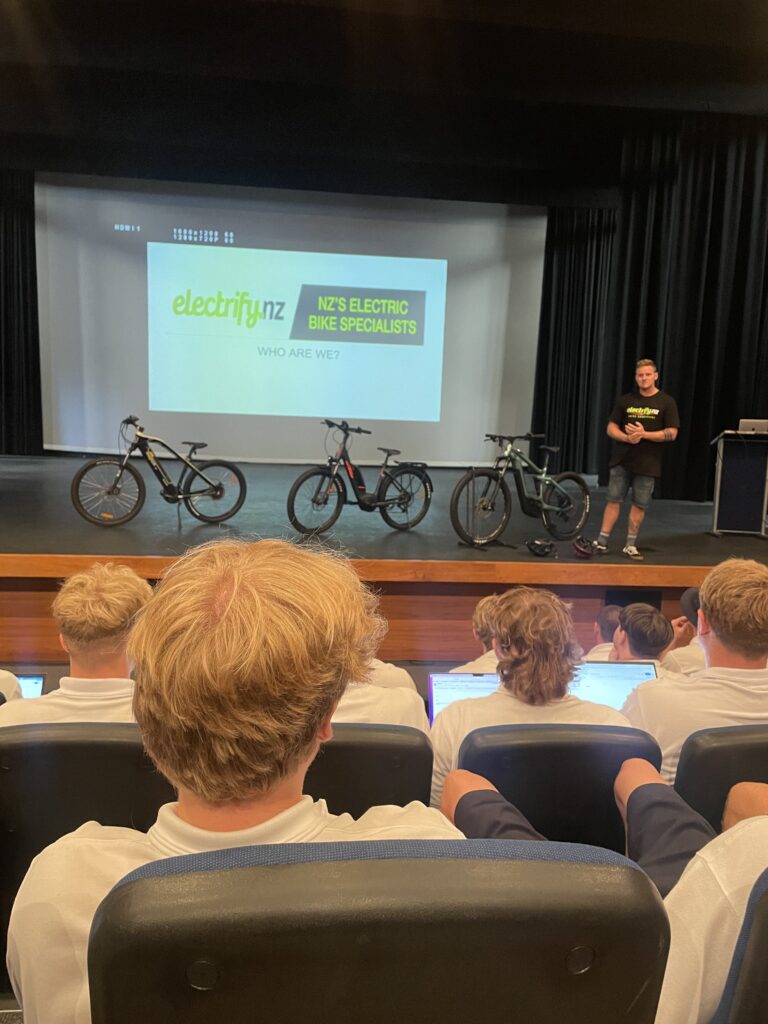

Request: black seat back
left=0, top=722, right=174, bottom=991
left=304, top=723, right=432, bottom=816
left=458, top=724, right=661, bottom=850
left=674, top=725, right=768, bottom=831
left=89, top=839, right=670, bottom=1024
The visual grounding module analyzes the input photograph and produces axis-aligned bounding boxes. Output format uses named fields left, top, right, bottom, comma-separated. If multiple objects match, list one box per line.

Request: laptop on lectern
left=737, top=419, right=768, bottom=433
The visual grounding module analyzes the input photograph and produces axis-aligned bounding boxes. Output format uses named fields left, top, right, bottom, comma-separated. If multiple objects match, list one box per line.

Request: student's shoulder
left=348, top=801, right=463, bottom=839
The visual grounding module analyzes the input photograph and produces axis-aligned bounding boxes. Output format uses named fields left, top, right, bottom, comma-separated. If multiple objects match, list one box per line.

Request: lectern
left=711, top=431, right=768, bottom=536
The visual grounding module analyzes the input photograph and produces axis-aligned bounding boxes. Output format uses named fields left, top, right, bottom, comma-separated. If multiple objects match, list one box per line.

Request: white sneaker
left=623, top=545, right=644, bottom=561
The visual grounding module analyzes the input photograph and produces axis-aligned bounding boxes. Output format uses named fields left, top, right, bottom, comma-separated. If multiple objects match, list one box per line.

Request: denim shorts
left=607, top=464, right=655, bottom=510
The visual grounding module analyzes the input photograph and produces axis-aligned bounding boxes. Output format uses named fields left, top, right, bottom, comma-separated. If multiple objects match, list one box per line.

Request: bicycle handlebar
left=484, top=432, right=545, bottom=445
left=322, top=419, right=372, bottom=435
left=122, top=415, right=140, bottom=427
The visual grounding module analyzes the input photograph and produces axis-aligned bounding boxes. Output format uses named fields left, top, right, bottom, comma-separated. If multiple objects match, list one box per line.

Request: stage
left=1, top=455, right=765, bottom=666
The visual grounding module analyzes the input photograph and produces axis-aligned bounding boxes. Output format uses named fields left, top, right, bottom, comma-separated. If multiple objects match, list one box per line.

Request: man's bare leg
left=598, top=500, right=622, bottom=538
left=627, top=504, right=646, bottom=542
left=613, top=758, right=716, bottom=896
left=723, top=782, right=768, bottom=831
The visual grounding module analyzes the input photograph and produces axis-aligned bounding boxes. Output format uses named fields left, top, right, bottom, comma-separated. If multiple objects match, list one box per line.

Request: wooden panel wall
left=0, top=555, right=709, bottom=665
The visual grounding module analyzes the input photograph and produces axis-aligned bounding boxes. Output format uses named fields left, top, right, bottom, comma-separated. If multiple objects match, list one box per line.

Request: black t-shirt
left=608, top=390, right=680, bottom=478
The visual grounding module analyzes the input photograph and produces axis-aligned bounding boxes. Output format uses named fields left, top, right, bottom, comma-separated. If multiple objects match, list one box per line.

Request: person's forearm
left=607, top=423, right=630, bottom=442
left=642, top=428, right=677, bottom=443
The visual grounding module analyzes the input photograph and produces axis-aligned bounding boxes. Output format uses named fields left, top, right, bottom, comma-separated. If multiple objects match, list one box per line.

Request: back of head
left=129, top=538, right=385, bottom=803
left=596, top=604, right=621, bottom=644
left=52, top=562, right=152, bottom=665
left=495, top=587, right=580, bottom=705
left=472, top=593, right=500, bottom=650
left=699, top=559, right=768, bottom=659
left=618, top=604, right=673, bottom=660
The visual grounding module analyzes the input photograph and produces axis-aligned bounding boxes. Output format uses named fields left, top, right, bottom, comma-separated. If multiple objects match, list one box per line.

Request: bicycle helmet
left=526, top=538, right=555, bottom=558
left=572, top=535, right=594, bottom=559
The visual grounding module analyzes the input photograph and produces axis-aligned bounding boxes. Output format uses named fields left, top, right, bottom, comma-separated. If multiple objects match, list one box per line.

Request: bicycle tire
left=541, top=472, right=591, bottom=540
left=287, top=467, right=345, bottom=535
left=71, top=458, right=146, bottom=526
left=182, top=461, right=247, bottom=523
left=449, top=469, right=512, bottom=545
left=378, top=466, right=433, bottom=531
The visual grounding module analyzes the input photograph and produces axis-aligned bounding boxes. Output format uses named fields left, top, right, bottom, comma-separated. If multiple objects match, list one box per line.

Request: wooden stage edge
left=0, top=553, right=710, bottom=588
left=0, top=553, right=708, bottom=663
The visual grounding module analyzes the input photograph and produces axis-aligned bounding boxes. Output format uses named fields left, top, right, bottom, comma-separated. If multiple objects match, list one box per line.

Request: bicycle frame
left=326, top=434, right=421, bottom=512
left=122, top=429, right=219, bottom=499
left=491, top=441, right=555, bottom=519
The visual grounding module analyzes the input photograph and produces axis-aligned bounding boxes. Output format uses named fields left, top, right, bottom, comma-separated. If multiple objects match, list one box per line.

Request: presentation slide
left=36, top=175, right=546, bottom=462
left=148, top=243, right=446, bottom=419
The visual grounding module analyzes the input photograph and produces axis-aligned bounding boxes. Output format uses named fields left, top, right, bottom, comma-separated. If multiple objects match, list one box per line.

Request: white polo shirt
left=582, top=642, right=615, bottom=662
left=621, top=666, right=768, bottom=781
left=365, top=657, right=418, bottom=691
left=0, top=678, right=135, bottom=726
left=333, top=682, right=429, bottom=735
left=661, top=638, right=706, bottom=676
left=0, top=670, right=21, bottom=703
left=656, top=816, right=768, bottom=1024
left=430, top=685, right=631, bottom=806
left=8, top=798, right=461, bottom=1024
left=449, top=649, right=499, bottom=674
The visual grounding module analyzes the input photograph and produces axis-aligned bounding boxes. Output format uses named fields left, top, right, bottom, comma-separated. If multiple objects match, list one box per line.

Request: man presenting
left=593, top=359, right=679, bottom=560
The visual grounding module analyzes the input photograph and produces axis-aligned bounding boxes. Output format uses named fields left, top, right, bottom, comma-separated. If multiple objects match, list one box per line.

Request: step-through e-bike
left=71, top=416, right=247, bottom=526
left=449, top=433, right=590, bottom=545
left=287, top=419, right=433, bottom=535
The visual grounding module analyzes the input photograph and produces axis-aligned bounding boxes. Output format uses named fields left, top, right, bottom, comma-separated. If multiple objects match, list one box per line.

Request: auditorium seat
left=457, top=724, right=662, bottom=851
left=304, top=723, right=432, bottom=816
left=674, top=725, right=768, bottom=831
left=709, top=866, right=768, bottom=1024
left=0, top=722, right=174, bottom=992
left=89, top=839, right=670, bottom=1024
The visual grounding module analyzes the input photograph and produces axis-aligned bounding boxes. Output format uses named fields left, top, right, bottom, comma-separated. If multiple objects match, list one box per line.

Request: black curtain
left=0, top=170, right=43, bottom=455
left=534, top=114, right=768, bottom=500
left=532, top=206, right=617, bottom=475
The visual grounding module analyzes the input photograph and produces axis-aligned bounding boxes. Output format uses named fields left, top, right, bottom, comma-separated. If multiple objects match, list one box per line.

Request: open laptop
left=17, top=674, right=45, bottom=699
left=738, top=419, right=768, bottom=433
left=428, top=661, right=657, bottom=723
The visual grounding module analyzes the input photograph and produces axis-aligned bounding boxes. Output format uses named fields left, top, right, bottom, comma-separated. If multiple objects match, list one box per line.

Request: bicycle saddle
left=377, top=447, right=401, bottom=456
left=540, top=445, right=560, bottom=454
left=182, top=441, right=207, bottom=451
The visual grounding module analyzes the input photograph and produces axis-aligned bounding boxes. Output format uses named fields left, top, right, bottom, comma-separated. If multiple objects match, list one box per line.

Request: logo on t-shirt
left=626, top=405, right=660, bottom=419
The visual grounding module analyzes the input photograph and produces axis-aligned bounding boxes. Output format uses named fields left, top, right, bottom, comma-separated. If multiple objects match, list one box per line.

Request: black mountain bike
left=449, top=433, right=590, bottom=545
left=287, top=419, right=433, bottom=535
left=71, top=416, right=247, bottom=526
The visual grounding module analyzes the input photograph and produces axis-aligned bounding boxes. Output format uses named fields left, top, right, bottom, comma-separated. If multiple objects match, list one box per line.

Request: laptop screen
left=17, top=675, right=45, bottom=699
left=569, top=661, right=657, bottom=710
left=428, top=673, right=499, bottom=724
left=428, top=661, right=657, bottom=723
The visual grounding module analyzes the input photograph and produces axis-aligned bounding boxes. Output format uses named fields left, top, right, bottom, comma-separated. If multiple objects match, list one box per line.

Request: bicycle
left=71, top=416, right=247, bottom=526
left=449, top=433, right=590, bottom=545
left=287, top=419, right=433, bottom=535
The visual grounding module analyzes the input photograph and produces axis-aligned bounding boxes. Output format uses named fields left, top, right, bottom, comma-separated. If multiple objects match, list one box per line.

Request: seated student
left=582, top=604, right=621, bottom=661
left=441, top=761, right=768, bottom=1024
left=0, top=563, right=151, bottom=726
left=365, top=656, right=418, bottom=691
left=661, top=587, right=707, bottom=675
left=0, top=669, right=21, bottom=703
left=333, top=671, right=429, bottom=734
left=8, top=539, right=461, bottom=1024
left=622, top=558, right=768, bottom=781
left=450, top=593, right=500, bottom=674
left=429, top=587, right=631, bottom=807
left=612, top=602, right=674, bottom=667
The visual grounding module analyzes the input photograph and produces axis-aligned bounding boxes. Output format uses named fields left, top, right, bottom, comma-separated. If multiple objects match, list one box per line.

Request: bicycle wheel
left=287, top=468, right=345, bottom=535
left=378, top=466, right=433, bottom=531
left=449, top=469, right=512, bottom=545
left=541, top=472, right=591, bottom=540
left=182, top=461, right=247, bottom=523
left=71, top=459, right=145, bottom=526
